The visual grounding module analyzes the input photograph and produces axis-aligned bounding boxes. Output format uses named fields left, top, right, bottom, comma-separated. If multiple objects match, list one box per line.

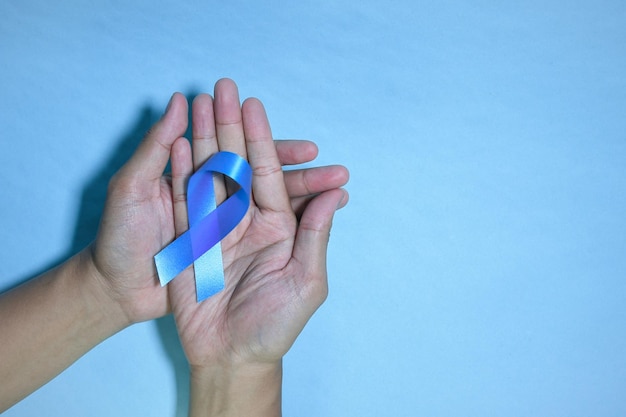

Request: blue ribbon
left=154, top=151, right=252, bottom=302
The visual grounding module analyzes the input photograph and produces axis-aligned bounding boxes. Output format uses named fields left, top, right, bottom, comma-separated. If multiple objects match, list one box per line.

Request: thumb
left=291, top=188, right=348, bottom=305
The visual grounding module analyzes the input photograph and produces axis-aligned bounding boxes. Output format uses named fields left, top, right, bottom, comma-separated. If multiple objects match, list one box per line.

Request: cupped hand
left=90, top=93, right=189, bottom=324
left=87, top=87, right=348, bottom=330
left=168, top=79, right=349, bottom=369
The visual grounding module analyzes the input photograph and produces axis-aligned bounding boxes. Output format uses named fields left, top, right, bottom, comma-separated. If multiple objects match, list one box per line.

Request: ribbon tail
left=155, top=231, right=194, bottom=286
left=194, top=242, right=225, bottom=302
left=153, top=151, right=252, bottom=303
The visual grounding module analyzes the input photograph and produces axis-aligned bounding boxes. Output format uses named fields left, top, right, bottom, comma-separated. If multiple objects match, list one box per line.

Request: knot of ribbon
left=154, top=151, right=252, bottom=302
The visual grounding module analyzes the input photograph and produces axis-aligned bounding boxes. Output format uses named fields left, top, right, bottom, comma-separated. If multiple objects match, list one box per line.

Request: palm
left=170, top=202, right=306, bottom=364
left=93, top=178, right=174, bottom=321
left=167, top=80, right=347, bottom=368
left=91, top=95, right=192, bottom=323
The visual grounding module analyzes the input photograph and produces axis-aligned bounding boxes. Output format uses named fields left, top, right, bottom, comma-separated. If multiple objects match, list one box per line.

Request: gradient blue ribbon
left=154, top=151, right=252, bottom=302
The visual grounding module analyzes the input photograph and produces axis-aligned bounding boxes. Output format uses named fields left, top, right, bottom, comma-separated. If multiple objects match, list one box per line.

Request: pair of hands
left=90, top=79, right=348, bottom=370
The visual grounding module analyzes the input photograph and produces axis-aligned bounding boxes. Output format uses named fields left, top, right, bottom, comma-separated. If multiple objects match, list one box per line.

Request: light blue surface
left=1, top=1, right=625, bottom=415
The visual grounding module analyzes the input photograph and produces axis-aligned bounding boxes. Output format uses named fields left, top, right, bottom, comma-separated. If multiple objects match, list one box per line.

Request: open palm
left=167, top=79, right=348, bottom=368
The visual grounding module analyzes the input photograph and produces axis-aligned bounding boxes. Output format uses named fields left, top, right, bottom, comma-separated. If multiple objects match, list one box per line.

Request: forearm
left=189, top=361, right=282, bottom=417
left=0, top=248, right=130, bottom=411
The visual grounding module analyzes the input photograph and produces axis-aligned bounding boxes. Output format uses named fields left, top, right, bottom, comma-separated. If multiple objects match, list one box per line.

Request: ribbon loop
left=154, top=151, right=252, bottom=302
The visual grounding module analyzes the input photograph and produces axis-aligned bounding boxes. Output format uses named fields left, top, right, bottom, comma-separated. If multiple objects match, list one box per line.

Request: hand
left=0, top=84, right=346, bottom=412
left=89, top=93, right=189, bottom=324
left=0, top=93, right=190, bottom=411
left=88, top=90, right=347, bottom=327
left=168, top=79, right=349, bottom=371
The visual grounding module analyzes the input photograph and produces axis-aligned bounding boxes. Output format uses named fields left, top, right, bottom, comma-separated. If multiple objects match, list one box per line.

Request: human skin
left=167, top=79, right=349, bottom=416
left=0, top=80, right=348, bottom=413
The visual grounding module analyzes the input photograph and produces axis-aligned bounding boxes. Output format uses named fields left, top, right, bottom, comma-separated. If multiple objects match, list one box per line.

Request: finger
left=169, top=138, right=198, bottom=306
left=123, top=93, right=188, bottom=181
left=290, top=188, right=348, bottom=306
left=275, top=140, right=319, bottom=166
left=290, top=188, right=349, bottom=221
left=214, top=78, right=247, bottom=158
left=283, top=165, right=350, bottom=198
left=242, top=97, right=290, bottom=212
left=191, top=93, right=218, bottom=170
left=290, top=195, right=315, bottom=219
left=191, top=93, right=228, bottom=203
left=170, top=137, right=193, bottom=236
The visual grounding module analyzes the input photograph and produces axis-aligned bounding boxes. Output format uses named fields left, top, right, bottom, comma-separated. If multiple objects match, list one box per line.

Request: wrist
left=189, top=360, right=282, bottom=417
left=77, top=247, right=134, bottom=332
left=0, top=249, right=132, bottom=409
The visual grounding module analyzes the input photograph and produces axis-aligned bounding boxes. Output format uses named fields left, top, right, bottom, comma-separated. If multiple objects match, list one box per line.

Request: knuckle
left=253, top=163, right=282, bottom=178
left=301, top=169, right=315, bottom=195
left=172, top=192, right=187, bottom=204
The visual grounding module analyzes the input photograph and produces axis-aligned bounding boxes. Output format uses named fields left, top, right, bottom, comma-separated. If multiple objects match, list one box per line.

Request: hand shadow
left=77, top=100, right=195, bottom=417
left=73, top=101, right=193, bottom=417
left=8, top=98, right=194, bottom=416
left=75, top=103, right=192, bottom=417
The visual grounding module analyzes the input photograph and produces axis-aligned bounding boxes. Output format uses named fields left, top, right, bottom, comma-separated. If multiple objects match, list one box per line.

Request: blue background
left=2, top=1, right=625, bottom=416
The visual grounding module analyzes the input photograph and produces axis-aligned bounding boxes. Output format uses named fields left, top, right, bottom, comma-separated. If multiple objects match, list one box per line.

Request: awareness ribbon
left=154, top=151, right=252, bottom=302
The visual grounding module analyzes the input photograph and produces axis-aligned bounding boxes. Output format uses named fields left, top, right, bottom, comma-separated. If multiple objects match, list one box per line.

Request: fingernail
left=163, top=93, right=175, bottom=116
left=336, top=190, right=348, bottom=209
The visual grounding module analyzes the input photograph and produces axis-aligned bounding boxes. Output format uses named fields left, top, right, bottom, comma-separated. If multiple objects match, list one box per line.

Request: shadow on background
left=73, top=99, right=195, bottom=417
left=9, top=97, right=197, bottom=417
left=70, top=105, right=157, bottom=252
left=156, top=314, right=190, bottom=417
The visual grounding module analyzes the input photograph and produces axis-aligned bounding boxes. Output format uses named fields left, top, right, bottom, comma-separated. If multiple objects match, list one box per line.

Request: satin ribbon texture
left=154, top=151, right=252, bottom=302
